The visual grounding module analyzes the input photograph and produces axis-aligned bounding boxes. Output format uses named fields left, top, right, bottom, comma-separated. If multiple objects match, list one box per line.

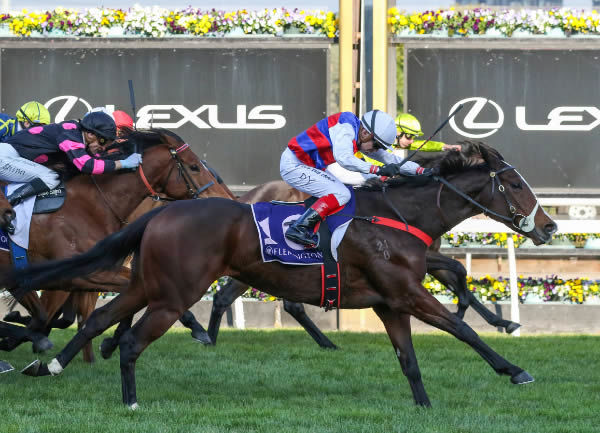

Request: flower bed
left=1, top=6, right=337, bottom=38
left=442, top=232, right=600, bottom=248
left=424, top=274, right=600, bottom=304
left=388, top=7, right=600, bottom=37
left=205, top=274, right=600, bottom=305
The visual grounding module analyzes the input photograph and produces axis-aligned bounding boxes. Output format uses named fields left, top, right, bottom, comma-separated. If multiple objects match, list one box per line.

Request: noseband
left=138, top=142, right=215, bottom=201
left=434, top=162, right=539, bottom=233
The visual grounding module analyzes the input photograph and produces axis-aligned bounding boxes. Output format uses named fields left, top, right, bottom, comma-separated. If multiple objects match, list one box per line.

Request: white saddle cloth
left=6, top=183, right=35, bottom=250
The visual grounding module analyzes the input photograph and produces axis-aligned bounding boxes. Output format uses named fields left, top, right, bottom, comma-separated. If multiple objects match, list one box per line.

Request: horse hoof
left=511, top=371, right=535, bottom=385
left=191, top=331, right=212, bottom=346
left=21, top=359, right=41, bottom=376
left=129, top=402, right=139, bottom=410
left=0, top=360, right=14, bottom=373
left=100, top=338, right=116, bottom=360
left=3, top=311, right=24, bottom=323
left=506, top=322, right=522, bottom=334
left=32, top=337, right=53, bottom=353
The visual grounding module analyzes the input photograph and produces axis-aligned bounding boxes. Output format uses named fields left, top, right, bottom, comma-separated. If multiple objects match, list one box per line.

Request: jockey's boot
left=285, top=207, right=323, bottom=247
left=7, top=178, right=50, bottom=207
left=285, top=194, right=342, bottom=248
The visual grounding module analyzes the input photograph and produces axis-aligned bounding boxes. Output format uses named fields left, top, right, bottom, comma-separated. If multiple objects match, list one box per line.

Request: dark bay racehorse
left=5, top=142, right=557, bottom=408
left=0, top=130, right=231, bottom=357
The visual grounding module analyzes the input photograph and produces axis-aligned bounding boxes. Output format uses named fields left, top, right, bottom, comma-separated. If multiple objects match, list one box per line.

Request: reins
left=94, top=139, right=216, bottom=226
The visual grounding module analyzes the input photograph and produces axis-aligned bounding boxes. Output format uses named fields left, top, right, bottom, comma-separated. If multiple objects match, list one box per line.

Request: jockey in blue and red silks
left=280, top=109, right=434, bottom=247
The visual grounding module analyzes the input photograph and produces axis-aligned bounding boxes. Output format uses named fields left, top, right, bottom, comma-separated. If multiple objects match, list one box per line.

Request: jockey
left=0, top=101, right=51, bottom=141
left=395, top=113, right=461, bottom=152
left=0, top=111, right=143, bottom=207
left=281, top=110, right=433, bottom=247
left=113, top=110, right=134, bottom=137
left=355, top=112, right=461, bottom=169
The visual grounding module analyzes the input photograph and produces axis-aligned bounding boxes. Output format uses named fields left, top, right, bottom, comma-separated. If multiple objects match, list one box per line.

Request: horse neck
left=83, top=171, right=153, bottom=224
left=356, top=171, right=493, bottom=241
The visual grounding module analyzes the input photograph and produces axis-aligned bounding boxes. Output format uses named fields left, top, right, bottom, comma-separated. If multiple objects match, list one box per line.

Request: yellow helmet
left=16, top=101, right=51, bottom=125
left=395, top=112, right=423, bottom=137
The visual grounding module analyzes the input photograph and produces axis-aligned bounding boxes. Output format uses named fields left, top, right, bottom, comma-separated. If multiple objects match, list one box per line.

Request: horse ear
left=478, top=143, right=498, bottom=169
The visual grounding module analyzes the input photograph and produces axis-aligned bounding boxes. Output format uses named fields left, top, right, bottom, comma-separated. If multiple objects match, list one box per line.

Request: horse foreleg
left=119, top=306, right=182, bottom=409
left=373, top=305, right=430, bottom=407
left=426, top=252, right=520, bottom=333
left=0, top=320, right=52, bottom=353
left=282, top=300, right=337, bottom=349
left=179, top=311, right=211, bottom=345
left=207, top=277, right=247, bottom=345
left=21, top=291, right=146, bottom=378
left=409, top=288, right=532, bottom=385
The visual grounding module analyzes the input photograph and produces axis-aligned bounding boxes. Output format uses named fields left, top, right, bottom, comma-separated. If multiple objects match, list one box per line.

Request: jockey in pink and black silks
left=0, top=111, right=142, bottom=207
left=281, top=110, right=434, bottom=247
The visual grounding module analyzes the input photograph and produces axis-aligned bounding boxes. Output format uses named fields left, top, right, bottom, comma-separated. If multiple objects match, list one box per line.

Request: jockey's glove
left=120, top=153, right=143, bottom=169
left=377, top=164, right=402, bottom=177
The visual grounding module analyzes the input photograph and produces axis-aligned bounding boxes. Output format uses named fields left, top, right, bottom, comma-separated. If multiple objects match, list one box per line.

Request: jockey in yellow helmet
left=0, top=101, right=51, bottom=141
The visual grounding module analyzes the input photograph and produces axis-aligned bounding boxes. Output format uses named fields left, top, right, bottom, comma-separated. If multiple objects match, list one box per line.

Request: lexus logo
left=449, top=97, right=504, bottom=138
left=45, top=96, right=94, bottom=122
left=43, top=96, right=286, bottom=130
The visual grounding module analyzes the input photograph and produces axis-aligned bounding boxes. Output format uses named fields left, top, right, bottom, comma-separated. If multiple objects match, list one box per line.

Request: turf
left=1, top=328, right=599, bottom=433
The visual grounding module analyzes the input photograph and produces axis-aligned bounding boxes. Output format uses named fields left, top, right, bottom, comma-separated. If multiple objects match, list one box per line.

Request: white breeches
left=0, top=144, right=60, bottom=189
left=280, top=148, right=351, bottom=205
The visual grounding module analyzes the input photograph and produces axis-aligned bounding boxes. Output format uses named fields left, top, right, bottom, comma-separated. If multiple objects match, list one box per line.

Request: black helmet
left=80, top=112, right=117, bottom=142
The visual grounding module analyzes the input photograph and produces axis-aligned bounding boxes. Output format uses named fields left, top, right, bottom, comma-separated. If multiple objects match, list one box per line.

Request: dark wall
left=2, top=47, right=328, bottom=186
left=406, top=48, right=600, bottom=191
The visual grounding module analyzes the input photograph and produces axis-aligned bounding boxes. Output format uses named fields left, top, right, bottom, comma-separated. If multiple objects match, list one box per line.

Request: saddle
left=32, top=182, right=66, bottom=214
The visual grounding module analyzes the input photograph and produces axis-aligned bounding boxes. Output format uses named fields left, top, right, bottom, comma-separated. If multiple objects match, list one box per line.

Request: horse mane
left=111, top=128, right=185, bottom=155
left=358, top=140, right=496, bottom=192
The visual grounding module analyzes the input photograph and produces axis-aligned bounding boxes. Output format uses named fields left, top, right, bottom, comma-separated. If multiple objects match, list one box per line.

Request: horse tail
left=6, top=206, right=166, bottom=300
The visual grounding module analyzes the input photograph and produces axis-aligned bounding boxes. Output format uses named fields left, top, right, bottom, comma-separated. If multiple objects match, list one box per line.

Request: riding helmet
left=113, top=110, right=134, bottom=129
left=16, top=101, right=51, bottom=125
left=395, top=113, right=423, bottom=137
left=80, top=111, right=117, bottom=141
left=360, top=110, right=397, bottom=150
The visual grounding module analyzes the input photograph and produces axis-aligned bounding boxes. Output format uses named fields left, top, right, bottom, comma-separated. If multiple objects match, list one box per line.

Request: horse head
left=465, top=141, right=557, bottom=245
left=124, top=129, right=231, bottom=201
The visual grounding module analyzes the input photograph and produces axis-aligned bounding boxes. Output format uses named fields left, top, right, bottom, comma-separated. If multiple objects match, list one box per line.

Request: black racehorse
left=4, top=142, right=556, bottom=408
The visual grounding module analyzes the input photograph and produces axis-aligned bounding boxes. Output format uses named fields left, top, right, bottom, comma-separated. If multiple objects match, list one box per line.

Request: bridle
left=137, top=142, right=215, bottom=202
left=433, top=161, right=539, bottom=233
left=93, top=141, right=215, bottom=225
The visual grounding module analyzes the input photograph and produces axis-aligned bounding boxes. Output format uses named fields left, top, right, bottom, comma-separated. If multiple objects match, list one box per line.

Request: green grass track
left=2, top=328, right=599, bottom=433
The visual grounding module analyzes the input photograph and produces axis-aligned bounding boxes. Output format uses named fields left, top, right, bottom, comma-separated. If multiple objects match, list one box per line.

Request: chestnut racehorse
left=5, top=142, right=556, bottom=408
left=0, top=130, right=231, bottom=358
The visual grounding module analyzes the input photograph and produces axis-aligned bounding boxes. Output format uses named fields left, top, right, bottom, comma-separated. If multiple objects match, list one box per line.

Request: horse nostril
left=544, top=222, right=557, bottom=235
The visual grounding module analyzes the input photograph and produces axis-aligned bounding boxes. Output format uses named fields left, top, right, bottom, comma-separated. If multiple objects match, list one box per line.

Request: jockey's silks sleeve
left=57, top=128, right=117, bottom=174
left=330, top=122, right=374, bottom=174
left=362, top=149, right=424, bottom=175
left=408, top=140, right=445, bottom=152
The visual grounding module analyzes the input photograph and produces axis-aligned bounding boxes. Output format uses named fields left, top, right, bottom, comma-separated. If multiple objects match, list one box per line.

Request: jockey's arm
left=367, top=149, right=425, bottom=175
left=59, top=138, right=118, bottom=174
left=407, top=140, right=445, bottom=152
left=330, top=123, right=377, bottom=174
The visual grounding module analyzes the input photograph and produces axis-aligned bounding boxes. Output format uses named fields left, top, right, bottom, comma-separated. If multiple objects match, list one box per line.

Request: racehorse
left=0, top=129, right=230, bottom=357
left=202, top=179, right=519, bottom=348
left=5, top=142, right=557, bottom=408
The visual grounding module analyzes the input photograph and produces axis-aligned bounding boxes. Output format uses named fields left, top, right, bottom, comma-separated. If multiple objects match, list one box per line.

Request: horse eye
left=511, top=182, right=523, bottom=189
left=190, top=165, right=200, bottom=172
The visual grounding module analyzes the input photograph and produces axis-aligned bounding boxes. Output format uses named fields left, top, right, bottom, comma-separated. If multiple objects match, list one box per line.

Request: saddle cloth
left=1, top=182, right=65, bottom=250
left=251, top=188, right=356, bottom=265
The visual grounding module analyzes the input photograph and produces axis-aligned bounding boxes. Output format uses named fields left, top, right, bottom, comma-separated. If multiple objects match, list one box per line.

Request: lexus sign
left=1, top=46, right=327, bottom=186
left=407, top=48, right=600, bottom=190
